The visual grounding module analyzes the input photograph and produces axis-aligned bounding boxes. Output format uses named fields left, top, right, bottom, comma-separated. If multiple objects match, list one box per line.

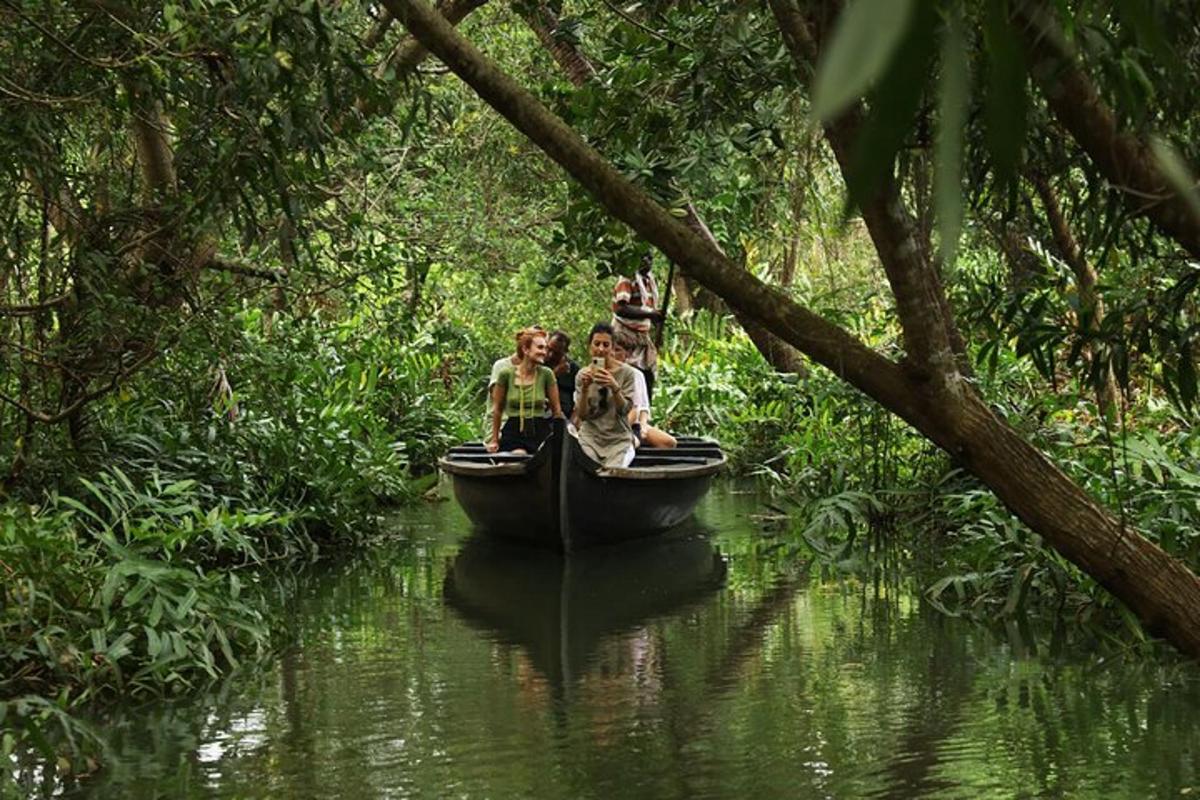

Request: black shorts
left=499, top=417, right=550, bottom=452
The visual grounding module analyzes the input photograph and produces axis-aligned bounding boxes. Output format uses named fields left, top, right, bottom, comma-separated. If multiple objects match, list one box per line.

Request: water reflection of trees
left=73, top=505, right=1200, bottom=799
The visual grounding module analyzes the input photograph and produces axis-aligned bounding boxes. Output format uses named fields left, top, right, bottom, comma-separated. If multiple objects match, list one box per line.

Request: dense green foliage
left=6, top=0, right=1200, bottom=792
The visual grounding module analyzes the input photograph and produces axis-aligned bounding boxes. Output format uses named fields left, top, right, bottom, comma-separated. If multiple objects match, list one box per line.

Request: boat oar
left=654, top=258, right=676, bottom=350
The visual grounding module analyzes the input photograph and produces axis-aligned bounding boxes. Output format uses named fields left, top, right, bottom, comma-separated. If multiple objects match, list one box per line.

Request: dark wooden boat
left=443, top=533, right=726, bottom=686
left=438, top=421, right=724, bottom=551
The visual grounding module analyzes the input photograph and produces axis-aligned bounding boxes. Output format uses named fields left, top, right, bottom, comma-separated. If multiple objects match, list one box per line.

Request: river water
left=70, top=488, right=1200, bottom=799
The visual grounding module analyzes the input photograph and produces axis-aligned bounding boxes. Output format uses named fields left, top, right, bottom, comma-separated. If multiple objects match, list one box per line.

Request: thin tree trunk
left=683, top=203, right=808, bottom=376
left=384, top=0, right=1200, bottom=656
left=514, top=2, right=597, bottom=86
left=364, top=8, right=395, bottom=48
left=670, top=270, right=694, bottom=314
left=376, top=0, right=487, bottom=80
left=1030, top=173, right=1118, bottom=411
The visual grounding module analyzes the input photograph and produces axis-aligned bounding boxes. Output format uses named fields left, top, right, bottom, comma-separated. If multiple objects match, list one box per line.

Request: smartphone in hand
left=591, top=356, right=605, bottom=371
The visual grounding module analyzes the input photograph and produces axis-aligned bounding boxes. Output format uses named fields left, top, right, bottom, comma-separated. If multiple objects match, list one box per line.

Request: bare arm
left=614, top=300, right=663, bottom=322
left=575, top=369, right=592, bottom=421
left=488, top=383, right=505, bottom=452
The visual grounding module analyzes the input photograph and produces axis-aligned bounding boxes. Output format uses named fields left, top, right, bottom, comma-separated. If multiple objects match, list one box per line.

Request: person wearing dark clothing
left=544, top=330, right=580, bottom=420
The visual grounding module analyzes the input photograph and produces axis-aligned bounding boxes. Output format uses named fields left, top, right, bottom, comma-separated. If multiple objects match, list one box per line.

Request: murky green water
left=69, top=488, right=1200, bottom=799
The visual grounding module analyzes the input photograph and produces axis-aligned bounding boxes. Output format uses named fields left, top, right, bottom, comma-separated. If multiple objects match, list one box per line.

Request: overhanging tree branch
left=384, top=0, right=1200, bottom=657
left=383, top=0, right=934, bottom=435
left=1015, top=0, right=1200, bottom=260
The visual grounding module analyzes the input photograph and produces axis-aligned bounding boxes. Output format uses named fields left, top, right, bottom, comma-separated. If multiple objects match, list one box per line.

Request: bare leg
left=643, top=426, right=676, bottom=448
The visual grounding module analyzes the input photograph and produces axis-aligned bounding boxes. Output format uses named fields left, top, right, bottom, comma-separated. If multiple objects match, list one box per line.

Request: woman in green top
left=486, top=330, right=564, bottom=453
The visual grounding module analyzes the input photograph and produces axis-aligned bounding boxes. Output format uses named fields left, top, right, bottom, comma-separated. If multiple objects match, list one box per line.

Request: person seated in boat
left=486, top=329, right=563, bottom=454
left=544, top=329, right=579, bottom=420
left=612, top=332, right=677, bottom=449
left=489, top=325, right=545, bottom=390
left=483, top=325, right=544, bottom=437
left=574, top=322, right=640, bottom=467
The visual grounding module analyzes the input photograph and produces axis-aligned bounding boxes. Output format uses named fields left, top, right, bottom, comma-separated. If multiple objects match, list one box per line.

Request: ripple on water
left=64, top=492, right=1200, bottom=800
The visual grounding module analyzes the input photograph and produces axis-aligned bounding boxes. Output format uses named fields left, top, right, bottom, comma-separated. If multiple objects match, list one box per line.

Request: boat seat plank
left=629, top=456, right=712, bottom=466
left=445, top=453, right=534, bottom=463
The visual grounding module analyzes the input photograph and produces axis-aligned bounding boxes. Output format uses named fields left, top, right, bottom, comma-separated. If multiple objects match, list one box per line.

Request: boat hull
left=561, top=434, right=717, bottom=550
left=439, top=423, right=723, bottom=551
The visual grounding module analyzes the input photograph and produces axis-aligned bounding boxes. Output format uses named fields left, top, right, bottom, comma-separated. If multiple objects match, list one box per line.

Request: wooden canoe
left=437, top=420, right=724, bottom=551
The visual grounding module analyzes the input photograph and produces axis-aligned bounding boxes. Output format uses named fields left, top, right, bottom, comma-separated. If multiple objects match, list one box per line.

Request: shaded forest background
left=5, top=0, right=1200, bottom=788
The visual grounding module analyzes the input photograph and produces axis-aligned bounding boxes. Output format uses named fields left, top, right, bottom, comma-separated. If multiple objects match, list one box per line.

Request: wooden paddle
left=654, top=258, right=676, bottom=349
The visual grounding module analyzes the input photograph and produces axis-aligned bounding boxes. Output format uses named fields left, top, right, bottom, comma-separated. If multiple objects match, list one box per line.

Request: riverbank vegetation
left=5, top=0, right=1200, bottom=792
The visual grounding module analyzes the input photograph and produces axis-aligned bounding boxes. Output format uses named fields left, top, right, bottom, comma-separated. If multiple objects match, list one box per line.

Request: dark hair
left=549, top=330, right=571, bottom=348
left=587, top=322, right=614, bottom=345
left=613, top=330, right=637, bottom=351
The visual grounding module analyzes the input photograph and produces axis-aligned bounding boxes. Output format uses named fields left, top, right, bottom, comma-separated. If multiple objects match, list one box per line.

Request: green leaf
left=1150, top=137, right=1200, bottom=223
left=846, top=0, right=937, bottom=208
left=935, top=10, right=970, bottom=270
left=175, top=587, right=199, bottom=619
left=812, top=0, right=917, bottom=122
left=1113, top=0, right=1170, bottom=61
left=145, top=626, right=162, bottom=660
left=982, top=0, right=1027, bottom=186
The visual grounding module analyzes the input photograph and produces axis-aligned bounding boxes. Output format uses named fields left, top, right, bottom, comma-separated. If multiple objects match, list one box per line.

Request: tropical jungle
left=6, top=0, right=1200, bottom=796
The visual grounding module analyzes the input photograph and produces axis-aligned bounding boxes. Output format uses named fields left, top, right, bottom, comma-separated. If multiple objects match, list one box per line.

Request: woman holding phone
left=487, top=330, right=563, bottom=453
left=574, top=322, right=639, bottom=467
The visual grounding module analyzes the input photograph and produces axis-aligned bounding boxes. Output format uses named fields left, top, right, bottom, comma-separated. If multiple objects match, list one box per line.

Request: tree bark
left=1015, top=0, right=1200, bottom=261
left=514, top=2, right=597, bottom=86
left=376, top=0, right=488, bottom=81
left=384, top=0, right=1200, bottom=656
left=1030, top=173, right=1118, bottom=411
left=512, top=1, right=806, bottom=375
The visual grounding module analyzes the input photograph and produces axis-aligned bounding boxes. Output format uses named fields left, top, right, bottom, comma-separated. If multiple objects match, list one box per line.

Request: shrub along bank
left=660, top=310, right=1200, bottom=650
left=1, top=315, right=480, bottom=793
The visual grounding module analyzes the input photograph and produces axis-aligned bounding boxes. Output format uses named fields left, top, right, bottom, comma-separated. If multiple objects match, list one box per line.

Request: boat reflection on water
left=443, top=530, right=727, bottom=686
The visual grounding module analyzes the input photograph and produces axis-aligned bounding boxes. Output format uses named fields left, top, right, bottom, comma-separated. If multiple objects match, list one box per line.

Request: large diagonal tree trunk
left=383, top=0, right=1200, bottom=656
left=515, top=1, right=808, bottom=376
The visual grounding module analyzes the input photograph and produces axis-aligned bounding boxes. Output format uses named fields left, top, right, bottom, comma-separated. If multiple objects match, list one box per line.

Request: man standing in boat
left=611, top=253, right=665, bottom=401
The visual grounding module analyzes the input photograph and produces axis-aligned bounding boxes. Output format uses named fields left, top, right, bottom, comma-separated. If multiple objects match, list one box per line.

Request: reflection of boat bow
left=443, top=535, right=727, bottom=686
left=438, top=422, right=724, bottom=550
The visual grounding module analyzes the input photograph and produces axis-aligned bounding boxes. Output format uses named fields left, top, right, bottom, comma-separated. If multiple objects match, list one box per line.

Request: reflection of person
left=543, top=330, right=579, bottom=420
left=574, top=323, right=638, bottom=467
left=612, top=333, right=676, bottom=449
left=487, top=330, right=563, bottom=453
left=611, top=253, right=664, bottom=401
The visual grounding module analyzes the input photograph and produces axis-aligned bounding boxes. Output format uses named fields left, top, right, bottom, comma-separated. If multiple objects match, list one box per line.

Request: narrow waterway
left=71, top=488, right=1200, bottom=798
